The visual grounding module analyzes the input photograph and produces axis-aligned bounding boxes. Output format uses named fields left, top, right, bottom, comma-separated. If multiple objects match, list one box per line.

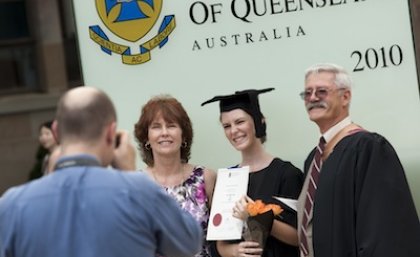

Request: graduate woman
left=202, top=88, right=303, bottom=257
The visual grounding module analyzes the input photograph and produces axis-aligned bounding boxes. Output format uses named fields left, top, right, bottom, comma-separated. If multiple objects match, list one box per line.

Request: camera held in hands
left=115, top=133, right=121, bottom=148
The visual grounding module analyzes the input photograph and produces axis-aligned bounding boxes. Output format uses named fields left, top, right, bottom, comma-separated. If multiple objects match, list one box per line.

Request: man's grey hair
left=305, top=63, right=353, bottom=90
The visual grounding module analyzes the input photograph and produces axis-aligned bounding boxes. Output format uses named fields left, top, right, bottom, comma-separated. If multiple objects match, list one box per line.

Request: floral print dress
left=159, top=166, right=211, bottom=257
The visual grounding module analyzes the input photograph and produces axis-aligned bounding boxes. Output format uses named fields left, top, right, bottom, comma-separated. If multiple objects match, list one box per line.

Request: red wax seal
left=213, top=213, right=222, bottom=226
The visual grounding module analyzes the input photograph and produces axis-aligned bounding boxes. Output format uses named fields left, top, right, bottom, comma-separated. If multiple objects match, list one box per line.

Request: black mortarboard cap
left=201, top=88, right=275, bottom=138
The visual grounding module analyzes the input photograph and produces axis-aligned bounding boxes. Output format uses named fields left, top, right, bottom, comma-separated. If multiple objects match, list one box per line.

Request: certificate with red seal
left=206, top=166, right=249, bottom=240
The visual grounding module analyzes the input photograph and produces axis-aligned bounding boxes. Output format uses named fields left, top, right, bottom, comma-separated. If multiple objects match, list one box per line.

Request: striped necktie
left=300, top=137, right=326, bottom=256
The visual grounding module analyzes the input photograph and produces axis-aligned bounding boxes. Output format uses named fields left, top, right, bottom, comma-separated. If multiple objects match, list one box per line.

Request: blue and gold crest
left=89, top=0, right=176, bottom=64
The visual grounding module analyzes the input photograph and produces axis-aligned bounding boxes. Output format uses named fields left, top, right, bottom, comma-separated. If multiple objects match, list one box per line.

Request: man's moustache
left=306, top=101, right=328, bottom=111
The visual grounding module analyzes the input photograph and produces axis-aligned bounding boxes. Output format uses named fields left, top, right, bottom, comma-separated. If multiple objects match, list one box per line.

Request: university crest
left=89, top=0, right=176, bottom=64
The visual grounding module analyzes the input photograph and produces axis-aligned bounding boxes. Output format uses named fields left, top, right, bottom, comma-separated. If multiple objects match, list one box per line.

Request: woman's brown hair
left=134, top=95, right=193, bottom=166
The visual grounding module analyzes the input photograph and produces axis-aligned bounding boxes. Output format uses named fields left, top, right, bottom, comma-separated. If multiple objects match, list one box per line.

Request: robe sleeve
left=274, top=163, right=303, bottom=229
left=354, top=133, right=420, bottom=257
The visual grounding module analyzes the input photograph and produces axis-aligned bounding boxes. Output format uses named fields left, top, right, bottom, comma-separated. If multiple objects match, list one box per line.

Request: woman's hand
left=235, top=241, right=263, bottom=257
left=232, top=195, right=253, bottom=221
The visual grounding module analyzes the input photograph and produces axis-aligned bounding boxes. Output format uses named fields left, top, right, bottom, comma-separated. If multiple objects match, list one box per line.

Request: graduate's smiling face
left=304, top=71, right=351, bottom=132
left=220, top=109, right=257, bottom=151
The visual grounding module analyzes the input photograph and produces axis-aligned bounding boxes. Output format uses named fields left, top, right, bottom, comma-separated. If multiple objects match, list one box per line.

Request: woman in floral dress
left=134, top=95, right=216, bottom=257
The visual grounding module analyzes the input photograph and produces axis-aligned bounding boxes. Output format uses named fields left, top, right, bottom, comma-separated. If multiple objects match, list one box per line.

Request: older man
left=0, top=86, right=202, bottom=257
left=297, top=63, right=420, bottom=257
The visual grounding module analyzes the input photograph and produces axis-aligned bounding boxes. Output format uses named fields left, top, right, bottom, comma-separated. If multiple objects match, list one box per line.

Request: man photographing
left=0, top=86, right=202, bottom=257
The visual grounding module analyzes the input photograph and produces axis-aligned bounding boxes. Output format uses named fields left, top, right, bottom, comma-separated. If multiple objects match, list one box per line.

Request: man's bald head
left=55, top=87, right=117, bottom=144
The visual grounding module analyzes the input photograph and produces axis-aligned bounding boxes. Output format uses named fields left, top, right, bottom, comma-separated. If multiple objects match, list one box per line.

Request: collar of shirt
left=322, top=116, right=352, bottom=144
left=54, top=154, right=101, bottom=171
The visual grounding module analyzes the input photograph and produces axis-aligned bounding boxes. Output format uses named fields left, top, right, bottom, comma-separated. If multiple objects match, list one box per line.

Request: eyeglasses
left=299, top=87, right=345, bottom=101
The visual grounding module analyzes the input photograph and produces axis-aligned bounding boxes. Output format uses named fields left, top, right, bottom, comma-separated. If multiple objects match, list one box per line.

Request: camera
left=115, top=134, right=121, bottom=148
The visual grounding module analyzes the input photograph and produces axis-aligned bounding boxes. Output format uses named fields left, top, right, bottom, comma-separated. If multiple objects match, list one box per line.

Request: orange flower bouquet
left=242, top=200, right=283, bottom=248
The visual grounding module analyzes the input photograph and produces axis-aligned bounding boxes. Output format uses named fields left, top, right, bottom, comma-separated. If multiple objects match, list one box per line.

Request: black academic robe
left=210, top=158, right=303, bottom=257
left=305, top=131, right=420, bottom=257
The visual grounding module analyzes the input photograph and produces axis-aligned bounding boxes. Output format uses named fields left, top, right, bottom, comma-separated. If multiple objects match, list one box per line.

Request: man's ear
left=105, top=121, right=117, bottom=147
left=342, top=89, right=352, bottom=107
left=52, top=120, right=60, bottom=144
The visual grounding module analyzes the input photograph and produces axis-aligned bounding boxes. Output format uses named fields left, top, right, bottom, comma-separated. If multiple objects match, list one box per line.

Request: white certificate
left=206, top=166, right=249, bottom=241
left=273, top=196, right=298, bottom=212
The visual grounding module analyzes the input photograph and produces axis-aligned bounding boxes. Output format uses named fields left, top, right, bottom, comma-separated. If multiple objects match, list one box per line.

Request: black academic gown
left=305, top=131, right=420, bottom=257
left=210, top=158, right=303, bottom=257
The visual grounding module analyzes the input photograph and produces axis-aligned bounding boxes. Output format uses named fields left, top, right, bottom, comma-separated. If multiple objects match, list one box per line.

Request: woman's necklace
left=151, top=164, right=187, bottom=188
